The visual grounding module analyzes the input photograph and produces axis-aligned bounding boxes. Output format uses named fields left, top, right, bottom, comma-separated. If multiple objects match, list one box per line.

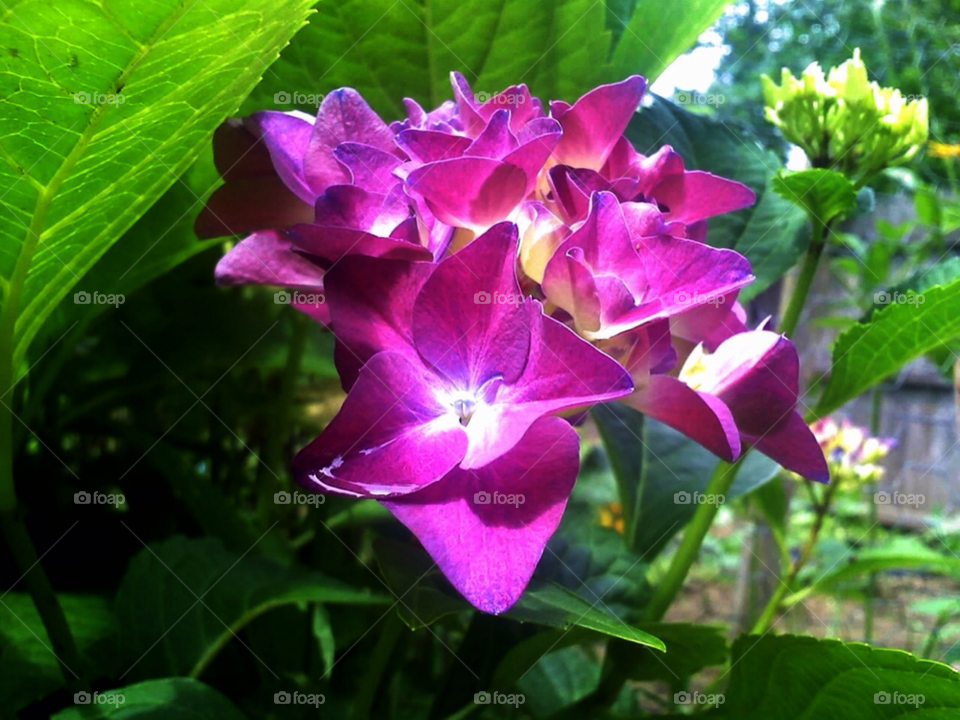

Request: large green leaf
left=374, top=538, right=664, bottom=651
left=52, top=678, right=246, bottom=719
left=772, top=168, right=858, bottom=226
left=0, top=0, right=315, bottom=368
left=593, top=405, right=779, bottom=558
left=721, top=634, right=960, bottom=718
left=243, top=0, right=729, bottom=118
left=816, top=262, right=960, bottom=415
left=115, top=536, right=388, bottom=679
left=624, top=97, right=809, bottom=300
left=0, top=593, right=117, bottom=712
left=617, top=623, right=728, bottom=682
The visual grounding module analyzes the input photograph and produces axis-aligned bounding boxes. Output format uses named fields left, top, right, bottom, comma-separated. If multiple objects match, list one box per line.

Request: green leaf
left=52, top=678, right=246, bottom=719
left=616, top=623, right=728, bottom=682
left=0, top=594, right=117, bottom=712
left=0, top=0, right=315, bottom=368
left=243, top=0, right=729, bottom=118
left=806, top=538, right=960, bottom=593
left=593, top=405, right=779, bottom=559
left=115, top=536, right=388, bottom=679
left=816, top=261, right=960, bottom=415
left=721, top=634, right=960, bottom=718
left=373, top=537, right=664, bottom=651
left=625, top=98, right=809, bottom=300
left=772, top=169, right=858, bottom=226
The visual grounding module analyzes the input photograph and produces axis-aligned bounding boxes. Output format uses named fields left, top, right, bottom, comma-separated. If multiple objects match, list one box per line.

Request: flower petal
left=214, top=230, right=324, bottom=288
left=747, top=411, right=830, bottom=483
left=384, top=416, right=579, bottom=614
left=246, top=111, right=316, bottom=203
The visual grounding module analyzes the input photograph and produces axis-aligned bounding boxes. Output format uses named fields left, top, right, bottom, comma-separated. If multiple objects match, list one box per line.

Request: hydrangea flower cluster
left=198, top=74, right=829, bottom=613
left=811, top=416, right=894, bottom=485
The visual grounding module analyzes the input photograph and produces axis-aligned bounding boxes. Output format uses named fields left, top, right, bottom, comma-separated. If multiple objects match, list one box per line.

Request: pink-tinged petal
left=652, top=170, right=756, bottom=224
left=634, top=146, right=686, bottom=196
left=476, top=84, right=544, bottom=131
left=325, top=256, right=434, bottom=390
left=548, top=166, right=601, bottom=224
left=596, top=321, right=676, bottom=379
left=396, top=129, right=473, bottom=164
left=406, top=157, right=527, bottom=232
left=195, top=176, right=314, bottom=238
left=462, top=311, right=634, bottom=469
left=551, top=76, right=646, bottom=170
left=214, top=230, right=324, bottom=288
left=384, top=417, right=579, bottom=614
left=288, top=224, right=431, bottom=265
left=450, top=72, right=487, bottom=137
left=466, top=109, right=518, bottom=158
left=312, top=185, right=412, bottom=233
left=211, top=119, right=275, bottom=180
left=501, top=121, right=562, bottom=196
left=292, top=352, right=467, bottom=497
left=292, top=298, right=331, bottom=326
left=303, top=89, right=397, bottom=194
left=623, top=375, right=740, bottom=461
left=412, top=223, right=531, bottom=387
left=517, top=201, right=566, bottom=284
left=670, top=293, right=748, bottom=351
left=334, top=143, right=403, bottom=195
left=245, top=111, right=316, bottom=203
left=701, top=331, right=800, bottom=433
left=747, top=411, right=830, bottom=483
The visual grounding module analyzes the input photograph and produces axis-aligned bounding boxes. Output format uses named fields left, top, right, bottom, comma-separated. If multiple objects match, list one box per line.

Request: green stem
left=644, top=459, right=743, bottom=622
left=0, top=511, right=86, bottom=691
left=779, top=217, right=826, bottom=338
left=352, top=612, right=404, bottom=720
left=864, top=387, right=883, bottom=643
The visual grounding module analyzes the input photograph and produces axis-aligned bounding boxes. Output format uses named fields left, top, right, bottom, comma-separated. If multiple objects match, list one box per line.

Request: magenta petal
left=195, top=176, right=314, bottom=238
left=624, top=375, right=741, bottom=461
left=466, top=109, right=518, bottom=158
left=412, top=223, right=532, bottom=387
left=551, top=75, right=646, bottom=170
left=292, top=299, right=331, bottom=326
left=334, top=143, right=403, bottom=195
left=325, top=256, right=434, bottom=390
left=292, top=352, right=467, bottom=497
left=245, top=111, right=315, bottom=204
left=747, top=411, right=830, bottom=483
left=501, top=121, right=562, bottom=196
left=406, top=157, right=527, bottom=231
left=450, top=72, right=487, bottom=137
left=652, top=170, right=756, bottom=224
left=304, top=89, right=396, bottom=194
left=384, top=417, right=580, bottom=614
left=396, top=129, right=473, bottom=164
left=214, top=230, right=323, bottom=288
left=288, top=225, right=431, bottom=264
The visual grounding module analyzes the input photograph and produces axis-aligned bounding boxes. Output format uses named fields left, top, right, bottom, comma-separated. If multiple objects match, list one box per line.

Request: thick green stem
left=779, top=218, right=826, bottom=338
left=644, top=459, right=743, bottom=622
left=0, top=511, right=86, bottom=691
